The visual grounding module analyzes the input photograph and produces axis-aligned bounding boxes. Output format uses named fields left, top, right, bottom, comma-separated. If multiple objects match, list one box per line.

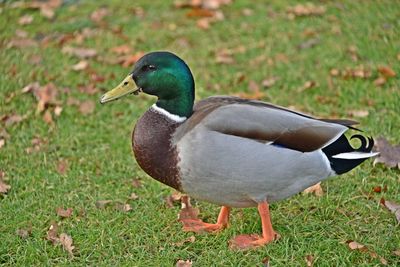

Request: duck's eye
left=141, top=65, right=156, bottom=71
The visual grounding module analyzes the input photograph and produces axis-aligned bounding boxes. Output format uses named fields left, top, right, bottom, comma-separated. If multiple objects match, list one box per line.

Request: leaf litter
left=373, top=137, right=400, bottom=169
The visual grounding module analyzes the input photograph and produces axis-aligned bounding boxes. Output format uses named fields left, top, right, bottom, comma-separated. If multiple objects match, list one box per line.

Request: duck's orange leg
left=181, top=206, right=230, bottom=233
left=229, top=201, right=280, bottom=250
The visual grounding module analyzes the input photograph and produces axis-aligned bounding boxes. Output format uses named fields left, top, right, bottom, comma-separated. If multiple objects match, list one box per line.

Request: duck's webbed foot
left=229, top=202, right=280, bottom=250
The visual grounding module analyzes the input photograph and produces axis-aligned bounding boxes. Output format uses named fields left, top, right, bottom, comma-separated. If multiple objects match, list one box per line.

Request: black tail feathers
left=322, top=134, right=374, bottom=175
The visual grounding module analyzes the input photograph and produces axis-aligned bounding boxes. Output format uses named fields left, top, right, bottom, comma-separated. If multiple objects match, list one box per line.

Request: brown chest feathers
left=132, top=108, right=182, bottom=191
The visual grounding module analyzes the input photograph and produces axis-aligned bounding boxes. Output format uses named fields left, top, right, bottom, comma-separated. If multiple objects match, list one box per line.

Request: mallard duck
left=100, top=51, right=377, bottom=249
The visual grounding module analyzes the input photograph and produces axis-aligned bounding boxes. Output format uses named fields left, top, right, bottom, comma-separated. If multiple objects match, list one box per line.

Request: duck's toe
left=229, top=232, right=280, bottom=250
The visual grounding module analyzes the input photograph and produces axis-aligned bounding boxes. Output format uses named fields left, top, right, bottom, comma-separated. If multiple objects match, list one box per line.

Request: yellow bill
left=100, top=74, right=140, bottom=104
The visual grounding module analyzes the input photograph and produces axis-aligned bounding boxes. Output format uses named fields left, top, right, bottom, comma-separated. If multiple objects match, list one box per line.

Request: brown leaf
left=18, top=15, right=33, bottom=25
left=77, top=84, right=98, bottom=95
left=305, top=255, right=314, bottom=267
left=215, top=49, right=235, bottom=64
left=373, top=137, right=400, bottom=169
left=59, top=233, right=74, bottom=256
left=197, top=18, right=211, bottom=29
left=95, top=200, right=113, bottom=209
left=54, top=106, right=63, bottom=117
left=165, top=191, right=183, bottom=208
left=43, top=109, right=53, bottom=125
left=303, top=182, right=323, bottom=197
left=347, top=240, right=366, bottom=251
left=287, top=4, right=326, bottom=18
left=25, top=136, right=47, bottom=154
left=121, top=52, right=145, bottom=68
left=176, top=259, right=192, bottom=267
left=116, top=203, right=132, bottom=212
left=2, top=114, right=24, bottom=127
left=131, top=178, right=142, bottom=188
left=393, top=249, right=400, bottom=257
left=298, top=38, right=320, bottom=50
left=381, top=198, right=400, bottom=223
left=46, top=221, right=59, bottom=245
left=79, top=100, right=95, bottom=115
left=110, top=45, right=132, bottom=55
left=347, top=109, right=369, bottom=118
left=128, top=193, right=139, bottom=200
left=187, top=8, right=214, bottom=18
left=90, top=7, right=109, bottom=23
left=378, top=66, right=396, bottom=78
left=7, top=37, right=37, bottom=48
left=0, top=178, right=11, bottom=194
left=298, top=80, right=317, bottom=92
left=262, top=77, right=278, bottom=88
left=373, top=77, right=386, bottom=86
left=56, top=207, right=73, bottom=218
left=16, top=227, right=32, bottom=239
left=72, top=60, right=89, bottom=71
left=236, top=80, right=265, bottom=100
left=179, top=195, right=200, bottom=221
left=62, top=46, right=97, bottom=59
left=0, top=139, right=5, bottom=150
left=31, top=83, right=59, bottom=113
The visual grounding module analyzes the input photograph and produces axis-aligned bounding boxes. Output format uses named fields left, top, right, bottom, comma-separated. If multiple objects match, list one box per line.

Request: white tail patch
left=332, top=151, right=379, bottom=159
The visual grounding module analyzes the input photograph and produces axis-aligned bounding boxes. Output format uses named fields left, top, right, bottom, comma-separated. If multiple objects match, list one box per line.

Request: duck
left=100, top=51, right=378, bottom=249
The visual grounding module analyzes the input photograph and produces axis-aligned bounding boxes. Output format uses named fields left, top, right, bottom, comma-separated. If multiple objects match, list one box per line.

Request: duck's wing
left=176, top=96, right=351, bottom=152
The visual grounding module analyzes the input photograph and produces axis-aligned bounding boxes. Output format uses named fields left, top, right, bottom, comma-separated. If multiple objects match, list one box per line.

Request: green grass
left=1, top=0, right=399, bottom=266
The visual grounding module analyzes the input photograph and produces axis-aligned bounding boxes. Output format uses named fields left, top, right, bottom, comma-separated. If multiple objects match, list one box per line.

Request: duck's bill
left=100, top=74, right=141, bottom=104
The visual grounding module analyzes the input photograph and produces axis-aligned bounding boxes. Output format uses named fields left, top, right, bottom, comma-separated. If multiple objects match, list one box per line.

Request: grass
left=1, top=0, right=399, bottom=266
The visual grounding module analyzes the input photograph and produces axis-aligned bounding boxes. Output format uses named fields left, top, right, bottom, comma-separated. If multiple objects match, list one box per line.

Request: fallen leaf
left=110, top=44, right=132, bottom=55
left=90, top=7, right=109, bottom=23
left=121, top=52, right=145, bottom=67
left=0, top=139, right=5, bottom=150
left=0, top=178, right=11, bottom=194
left=7, top=37, right=37, bottom=48
left=79, top=100, right=95, bottom=115
left=305, top=255, right=314, bottom=267
left=303, top=182, right=323, bottom=197
left=18, top=15, right=33, bottom=25
left=46, top=221, right=59, bottom=245
left=236, top=80, right=265, bottom=100
left=373, top=137, right=400, bottom=169
left=56, top=207, right=73, bottom=218
left=262, top=77, right=278, bottom=88
left=131, top=178, right=142, bottom=188
left=95, top=200, right=113, bottom=209
left=16, top=228, right=31, bottom=239
left=262, top=257, right=270, bottom=267
left=378, top=66, right=396, bottom=78
left=62, top=46, right=97, bottom=59
left=373, top=77, right=386, bottom=86
left=31, top=83, right=59, bottom=113
left=380, top=198, right=400, bottom=223
left=54, top=106, right=63, bottom=117
left=393, top=249, right=400, bottom=256
left=43, top=109, right=53, bottom=125
left=26, top=136, right=47, bottom=154
left=298, top=38, right=320, bottom=50
left=215, top=49, right=235, bottom=64
left=116, top=203, right=132, bottom=212
left=173, top=235, right=196, bottom=247
left=287, top=4, right=326, bottom=18
left=372, top=185, right=387, bottom=193
left=59, top=233, right=74, bottom=256
left=176, top=259, right=192, bottom=267
left=165, top=191, right=183, bottom=208
left=2, top=114, right=24, bottom=127
left=347, top=109, right=369, bottom=118
left=128, top=193, right=139, bottom=200
left=72, top=60, right=89, bottom=71
left=347, top=240, right=366, bottom=251
left=197, top=18, right=211, bottom=29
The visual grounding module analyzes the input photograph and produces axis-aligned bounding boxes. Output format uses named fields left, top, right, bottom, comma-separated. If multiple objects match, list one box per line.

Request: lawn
left=0, top=0, right=399, bottom=266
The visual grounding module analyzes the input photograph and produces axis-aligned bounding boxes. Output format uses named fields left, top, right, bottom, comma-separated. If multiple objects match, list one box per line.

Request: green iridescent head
left=101, top=51, right=195, bottom=118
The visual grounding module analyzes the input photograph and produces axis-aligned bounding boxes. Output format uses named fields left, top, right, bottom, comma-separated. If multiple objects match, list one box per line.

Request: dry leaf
left=46, top=221, right=59, bottom=244
left=347, top=109, right=369, bottom=118
left=378, top=66, right=396, bottom=78
left=59, top=233, right=74, bottom=256
left=116, top=203, right=132, bottom=212
left=262, top=77, right=278, bottom=88
left=90, top=7, right=109, bottom=23
left=347, top=240, right=366, bottom=251
left=176, top=259, right=192, bottom=267
left=79, top=100, right=95, bottom=115
left=26, top=136, right=47, bottom=154
left=62, top=46, right=97, bottom=59
left=2, top=114, right=24, bottom=127
left=305, top=255, right=314, bottom=267
left=95, top=200, right=112, bottom=209
left=121, top=52, right=145, bottom=67
left=131, top=178, right=142, bottom=188
left=0, top=139, right=5, bottom=150
left=16, top=227, right=32, bottom=239
left=373, top=137, right=400, bottom=169
left=393, top=249, right=400, bottom=256
left=380, top=198, right=400, bottom=223
left=303, top=182, right=323, bottom=197
left=298, top=38, right=320, bottom=50
left=77, top=85, right=98, bottom=95
left=197, top=18, right=211, bottom=29
left=0, top=178, right=11, bottom=194
left=110, top=45, right=132, bottom=55
left=215, top=49, right=235, bottom=64
left=56, top=207, right=73, bottom=218
left=298, top=80, right=317, bottom=92
left=128, top=193, right=139, bottom=200
left=165, top=191, right=182, bottom=208
left=31, top=83, right=59, bottom=113
left=54, top=106, right=63, bottom=117
left=72, top=60, right=89, bottom=71
left=43, top=109, right=53, bottom=125
left=287, top=4, right=326, bottom=17
left=7, top=37, right=37, bottom=48
left=18, top=15, right=33, bottom=25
